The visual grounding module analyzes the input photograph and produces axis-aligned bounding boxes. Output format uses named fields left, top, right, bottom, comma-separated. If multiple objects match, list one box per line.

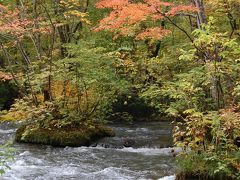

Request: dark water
left=0, top=121, right=176, bottom=180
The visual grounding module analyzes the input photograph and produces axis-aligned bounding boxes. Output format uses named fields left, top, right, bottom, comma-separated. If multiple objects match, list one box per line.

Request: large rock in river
left=15, top=122, right=115, bottom=147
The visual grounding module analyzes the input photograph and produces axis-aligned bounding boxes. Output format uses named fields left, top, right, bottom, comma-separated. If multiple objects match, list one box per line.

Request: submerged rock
left=123, top=139, right=135, bottom=147
left=15, top=123, right=115, bottom=147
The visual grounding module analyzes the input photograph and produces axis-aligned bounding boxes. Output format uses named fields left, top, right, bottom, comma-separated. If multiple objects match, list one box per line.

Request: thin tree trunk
left=75, top=64, right=81, bottom=114
left=194, top=0, right=207, bottom=29
left=211, top=75, right=224, bottom=109
left=193, top=1, right=224, bottom=109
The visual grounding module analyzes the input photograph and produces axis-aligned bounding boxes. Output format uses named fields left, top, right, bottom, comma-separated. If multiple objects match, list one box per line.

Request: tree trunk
left=57, top=25, right=71, bottom=58
left=211, top=74, right=224, bottom=109
left=194, top=0, right=207, bottom=29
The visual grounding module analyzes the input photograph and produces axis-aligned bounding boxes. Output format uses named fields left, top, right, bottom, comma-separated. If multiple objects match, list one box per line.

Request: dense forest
left=0, top=0, right=239, bottom=179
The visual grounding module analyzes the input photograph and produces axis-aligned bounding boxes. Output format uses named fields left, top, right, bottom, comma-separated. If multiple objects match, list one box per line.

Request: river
left=0, top=121, right=176, bottom=180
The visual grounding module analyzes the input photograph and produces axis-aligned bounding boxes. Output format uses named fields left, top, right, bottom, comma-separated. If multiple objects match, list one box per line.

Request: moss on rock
left=15, top=122, right=115, bottom=147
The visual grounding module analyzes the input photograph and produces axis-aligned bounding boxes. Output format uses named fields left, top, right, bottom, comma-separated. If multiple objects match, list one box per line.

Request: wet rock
left=123, top=139, right=135, bottom=147
left=90, top=143, right=97, bottom=147
left=96, top=143, right=124, bottom=149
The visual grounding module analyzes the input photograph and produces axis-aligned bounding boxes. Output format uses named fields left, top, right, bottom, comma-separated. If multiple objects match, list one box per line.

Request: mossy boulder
left=15, top=122, right=115, bottom=147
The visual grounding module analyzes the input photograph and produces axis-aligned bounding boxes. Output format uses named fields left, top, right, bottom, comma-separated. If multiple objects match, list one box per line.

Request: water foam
left=158, top=175, right=176, bottom=180
left=0, top=129, right=15, bottom=134
left=82, top=167, right=142, bottom=180
left=116, top=147, right=180, bottom=156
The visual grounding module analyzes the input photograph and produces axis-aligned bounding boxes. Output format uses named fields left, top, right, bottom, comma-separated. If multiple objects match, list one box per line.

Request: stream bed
left=0, top=121, right=176, bottom=180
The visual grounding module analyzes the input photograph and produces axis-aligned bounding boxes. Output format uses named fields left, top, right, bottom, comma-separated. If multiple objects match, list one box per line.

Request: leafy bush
left=3, top=42, right=130, bottom=127
left=174, top=107, right=240, bottom=179
left=0, top=144, right=14, bottom=175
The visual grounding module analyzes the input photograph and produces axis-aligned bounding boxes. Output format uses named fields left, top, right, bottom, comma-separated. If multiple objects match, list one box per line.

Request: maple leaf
left=95, top=0, right=197, bottom=41
left=0, top=4, right=49, bottom=40
left=136, top=27, right=171, bottom=40
left=144, top=0, right=173, bottom=10
left=94, top=3, right=152, bottom=32
left=95, top=0, right=128, bottom=9
left=166, top=5, right=198, bottom=16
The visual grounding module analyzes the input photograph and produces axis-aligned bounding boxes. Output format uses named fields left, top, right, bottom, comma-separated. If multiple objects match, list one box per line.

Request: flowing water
left=0, top=121, right=176, bottom=180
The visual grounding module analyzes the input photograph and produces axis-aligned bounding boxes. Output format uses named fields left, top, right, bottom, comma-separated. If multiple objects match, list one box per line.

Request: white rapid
left=0, top=121, right=176, bottom=180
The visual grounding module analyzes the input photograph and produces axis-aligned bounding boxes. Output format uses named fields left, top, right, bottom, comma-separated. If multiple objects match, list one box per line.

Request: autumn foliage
left=0, top=71, right=12, bottom=82
left=0, top=7, right=32, bottom=38
left=95, top=0, right=197, bottom=40
left=0, top=4, right=49, bottom=41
